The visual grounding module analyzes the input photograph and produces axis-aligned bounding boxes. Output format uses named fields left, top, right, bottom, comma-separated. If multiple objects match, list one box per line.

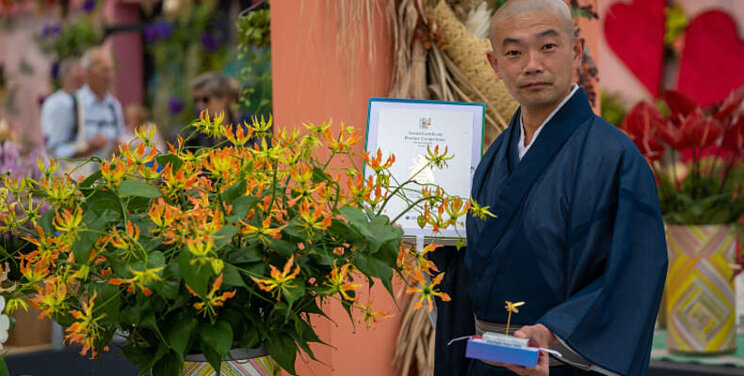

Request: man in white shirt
left=40, top=58, right=86, bottom=157
left=44, top=48, right=124, bottom=161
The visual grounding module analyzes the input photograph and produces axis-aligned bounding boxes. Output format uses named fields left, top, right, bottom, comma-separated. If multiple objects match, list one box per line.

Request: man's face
left=64, top=64, right=85, bottom=92
left=88, top=54, right=114, bottom=93
left=487, top=11, right=582, bottom=110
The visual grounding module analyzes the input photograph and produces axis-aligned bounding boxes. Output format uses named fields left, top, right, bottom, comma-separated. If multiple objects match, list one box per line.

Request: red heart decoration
left=677, top=10, right=744, bottom=107
left=604, top=0, right=666, bottom=97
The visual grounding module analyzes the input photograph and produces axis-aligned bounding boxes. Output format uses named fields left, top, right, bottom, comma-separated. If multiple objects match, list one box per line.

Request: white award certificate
left=365, top=98, right=485, bottom=240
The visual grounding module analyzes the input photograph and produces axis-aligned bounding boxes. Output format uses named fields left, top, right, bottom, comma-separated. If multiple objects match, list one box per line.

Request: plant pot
left=182, top=347, right=276, bottom=376
left=665, top=224, right=737, bottom=355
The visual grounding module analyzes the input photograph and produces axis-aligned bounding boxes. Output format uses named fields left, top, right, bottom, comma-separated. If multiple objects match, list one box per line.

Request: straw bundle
left=388, top=0, right=429, bottom=99
left=393, top=293, right=435, bottom=376
left=428, top=0, right=517, bottom=140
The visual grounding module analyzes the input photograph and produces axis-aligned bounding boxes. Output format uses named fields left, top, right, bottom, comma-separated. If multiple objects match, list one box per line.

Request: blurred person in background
left=40, top=57, right=85, bottom=155
left=186, top=71, right=259, bottom=148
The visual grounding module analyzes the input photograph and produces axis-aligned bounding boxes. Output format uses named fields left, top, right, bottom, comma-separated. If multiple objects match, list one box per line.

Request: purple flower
left=168, top=97, right=185, bottom=115
left=200, top=33, right=221, bottom=52
left=82, top=0, right=96, bottom=13
left=50, top=60, right=59, bottom=81
left=144, top=25, right=158, bottom=44
left=144, top=20, right=173, bottom=44
left=41, top=24, right=61, bottom=38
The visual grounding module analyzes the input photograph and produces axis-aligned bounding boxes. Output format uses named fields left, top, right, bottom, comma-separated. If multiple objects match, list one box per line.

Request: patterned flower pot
left=182, top=347, right=276, bottom=375
left=666, top=224, right=737, bottom=355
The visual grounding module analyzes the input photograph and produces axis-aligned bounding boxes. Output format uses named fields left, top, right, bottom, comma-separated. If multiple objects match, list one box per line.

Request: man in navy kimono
left=432, top=1, right=668, bottom=375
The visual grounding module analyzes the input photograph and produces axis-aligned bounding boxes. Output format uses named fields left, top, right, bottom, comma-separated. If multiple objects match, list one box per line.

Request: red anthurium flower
left=621, top=101, right=667, bottom=139
left=716, top=86, right=744, bottom=120
left=722, top=117, right=744, bottom=159
left=678, top=110, right=724, bottom=149
left=633, top=134, right=666, bottom=162
left=664, top=90, right=699, bottom=122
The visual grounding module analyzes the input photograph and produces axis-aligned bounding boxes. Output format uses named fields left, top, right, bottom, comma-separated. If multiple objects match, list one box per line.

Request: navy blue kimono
left=434, top=89, right=668, bottom=375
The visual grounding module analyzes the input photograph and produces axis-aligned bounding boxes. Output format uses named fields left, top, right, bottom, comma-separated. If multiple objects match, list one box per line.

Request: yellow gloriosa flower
left=406, top=269, right=450, bottom=311
left=323, top=262, right=362, bottom=301
left=64, top=291, right=106, bottom=358
left=186, top=274, right=236, bottom=318
left=251, top=256, right=301, bottom=301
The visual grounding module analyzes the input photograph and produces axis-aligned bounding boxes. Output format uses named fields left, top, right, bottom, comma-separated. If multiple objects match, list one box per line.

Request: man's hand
left=87, top=134, right=108, bottom=152
left=514, top=324, right=557, bottom=348
left=502, top=324, right=557, bottom=376
left=503, top=350, right=550, bottom=376
left=74, top=134, right=108, bottom=157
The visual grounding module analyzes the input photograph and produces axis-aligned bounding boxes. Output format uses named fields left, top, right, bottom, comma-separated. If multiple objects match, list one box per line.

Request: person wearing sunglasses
left=185, top=71, right=257, bottom=149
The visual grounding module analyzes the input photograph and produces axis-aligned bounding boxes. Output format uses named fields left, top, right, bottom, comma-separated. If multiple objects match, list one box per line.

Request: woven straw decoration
left=428, top=0, right=518, bottom=139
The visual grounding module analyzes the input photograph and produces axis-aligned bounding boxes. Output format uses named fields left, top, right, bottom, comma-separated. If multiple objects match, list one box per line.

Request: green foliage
left=237, top=8, right=272, bottom=118
left=601, top=91, right=628, bottom=126
left=658, top=160, right=744, bottom=224
left=0, top=115, right=468, bottom=375
left=37, top=17, right=103, bottom=60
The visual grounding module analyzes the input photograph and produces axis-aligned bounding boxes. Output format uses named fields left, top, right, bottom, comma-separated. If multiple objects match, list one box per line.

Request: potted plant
left=621, top=86, right=744, bottom=355
left=0, top=113, right=472, bottom=375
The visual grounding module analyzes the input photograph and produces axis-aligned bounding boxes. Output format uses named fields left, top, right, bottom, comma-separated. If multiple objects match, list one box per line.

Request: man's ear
left=486, top=50, right=502, bottom=79
left=572, top=37, right=585, bottom=68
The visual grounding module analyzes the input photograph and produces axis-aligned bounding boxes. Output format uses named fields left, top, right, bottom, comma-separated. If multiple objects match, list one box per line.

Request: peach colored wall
left=599, top=0, right=744, bottom=106
left=271, top=0, right=400, bottom=375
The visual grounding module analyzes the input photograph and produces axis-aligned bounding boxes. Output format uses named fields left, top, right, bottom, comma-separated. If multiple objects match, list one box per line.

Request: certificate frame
left=365, top=97, right=485, bottom=241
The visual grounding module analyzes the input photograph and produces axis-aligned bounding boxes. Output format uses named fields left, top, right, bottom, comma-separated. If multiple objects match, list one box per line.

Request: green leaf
left=178, top=248, right=211, bottom=297
left=141, top=342, right=169, bottom=373
left=270, top=238, right=295, bottom=258
left=78, top=170, right=102, bottom=190
left=267, top=333, right=297, bottom=375
left=119, top=305, right=141, bottom=326
left=338, top=206, right=374, bottom=238
left=158, top=280, right=180, bottom=300
left=38, top=209, right=55, bottom=235
left=72, top=229, right=99, bottom=266
left=308, top=246, right=335, bottom=266
left=0, top=357, right=9, bottom=376
left=166, top=315, right=197, bottom=362
left=227, top=196, right=260, bottom=222
left=222, top=263, right=246, bottom=287
left=226, top=245, right=262, bottom=263
left=200, top=320, right=233, bottom=360
left=121, top=342, right=154, bottom=369
left=283, top=280, right=306, bottom=307
left=200, top=341, right=223, bottom=375
left=213, top=225, right=238, bottom=249
left=282, top=220, right=305, bottom=240
left=220, top=179, right=247, bottom=204
left=156, top=154, right=183, bottom=172
left=311, top=166, right=331, bottom=183
left=354, top=252, right=394, bottom=297
left=366, top=215, right=401, bottom=257
left=151, top=351, right=181, bottom=376
left=118, top=180, right=162, bottom=199
left=84, top=190, right=122, bottom=219
left=93, top=284, right=121, bottom=325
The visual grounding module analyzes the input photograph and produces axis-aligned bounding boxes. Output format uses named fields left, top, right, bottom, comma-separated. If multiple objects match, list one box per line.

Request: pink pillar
left=112, top=2, right=143, bottom=107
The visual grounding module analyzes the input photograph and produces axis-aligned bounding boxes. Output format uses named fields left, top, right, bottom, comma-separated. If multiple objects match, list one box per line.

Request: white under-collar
left=518, top=84, right=579, bottom=160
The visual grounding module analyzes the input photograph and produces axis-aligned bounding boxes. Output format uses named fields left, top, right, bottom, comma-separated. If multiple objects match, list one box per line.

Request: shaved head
left=484, top=0, right=583, bottom=116
left=489, top=0, right=574, bottom=48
